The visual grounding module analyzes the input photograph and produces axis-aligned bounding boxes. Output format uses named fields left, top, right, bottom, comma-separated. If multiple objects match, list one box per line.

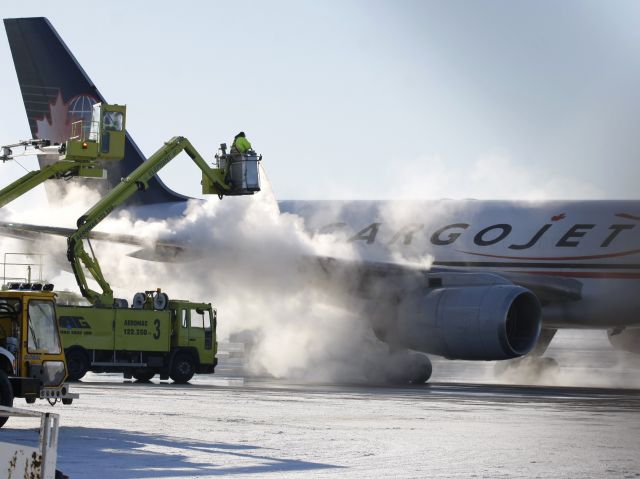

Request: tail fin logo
left=35, top=92, right=98, bottom=142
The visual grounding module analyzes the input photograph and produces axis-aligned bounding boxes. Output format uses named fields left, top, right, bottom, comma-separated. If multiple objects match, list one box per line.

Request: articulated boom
left=0, top=103, right=127, bottom=209
left=2, top=103, right=261, bottom=307
left=68, top=135, right=261, bottom=306
left=0, top=140, right=105, bottom=209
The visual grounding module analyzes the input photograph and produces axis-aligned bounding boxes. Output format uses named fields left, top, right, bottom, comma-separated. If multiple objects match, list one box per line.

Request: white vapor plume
left=1, top=158, right=637, bottom=388
left=490, top=330, right=640, bottom=389
left=1, top=174, right=412, bottom=383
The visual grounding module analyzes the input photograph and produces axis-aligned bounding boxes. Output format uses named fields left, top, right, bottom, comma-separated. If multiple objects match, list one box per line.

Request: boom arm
left=0, top=103, right=129, bottom=210
left=0, top=146, right=104, bottom=209
left=67, top=136, right=260, bottom=306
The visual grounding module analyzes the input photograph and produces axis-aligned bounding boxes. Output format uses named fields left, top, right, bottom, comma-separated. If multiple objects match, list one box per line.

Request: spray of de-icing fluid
left=1, top=157, right=638, bottom=387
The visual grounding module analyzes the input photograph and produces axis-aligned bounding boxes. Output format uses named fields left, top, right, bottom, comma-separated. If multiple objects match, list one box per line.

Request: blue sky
left=1, top=0, right=639, bottom=200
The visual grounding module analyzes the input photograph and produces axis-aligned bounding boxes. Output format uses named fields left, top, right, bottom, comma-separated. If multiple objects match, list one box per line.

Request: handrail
left=0, top=405, right=60, bottom=478
left=2, top=252, right=45, bottom=284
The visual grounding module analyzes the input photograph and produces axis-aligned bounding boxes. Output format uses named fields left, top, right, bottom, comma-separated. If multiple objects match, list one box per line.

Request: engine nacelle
left=608, top=327, right=640, bottom=354
left=373, top=285, right=542, bottom=360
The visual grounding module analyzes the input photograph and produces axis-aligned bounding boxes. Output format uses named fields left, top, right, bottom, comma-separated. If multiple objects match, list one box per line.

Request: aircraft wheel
left=409, top=357, right=433, bottom=384
left=0, top=370, right=14, bottom=428
left=132, top=369, right=155, bottom=382
left=384, top=351, right=432, bottom=384
left=170, top=354, right=195, bottom=384
left=66, top=349, right=89, bottom=381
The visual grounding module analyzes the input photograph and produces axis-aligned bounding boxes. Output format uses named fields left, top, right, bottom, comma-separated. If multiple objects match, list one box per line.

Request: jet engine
left=371, top=284, right=542, bottom=360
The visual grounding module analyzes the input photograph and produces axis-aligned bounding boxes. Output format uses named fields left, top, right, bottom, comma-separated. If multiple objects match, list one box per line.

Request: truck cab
left=173, top=301, right=217, bottom=376
left=0, top=286, right=76, bottom=426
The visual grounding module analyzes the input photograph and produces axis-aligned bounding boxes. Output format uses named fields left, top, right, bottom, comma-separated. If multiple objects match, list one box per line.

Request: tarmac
left=1, top=330, right=639, bottom=478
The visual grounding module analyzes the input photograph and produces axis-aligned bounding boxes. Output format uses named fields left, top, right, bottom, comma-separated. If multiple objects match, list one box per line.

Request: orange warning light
left=82, top=141, right=88, bottom=149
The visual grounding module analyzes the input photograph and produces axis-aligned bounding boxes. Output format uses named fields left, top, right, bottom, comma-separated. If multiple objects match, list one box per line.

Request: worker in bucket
left=231, top=131, right=252, bottom=156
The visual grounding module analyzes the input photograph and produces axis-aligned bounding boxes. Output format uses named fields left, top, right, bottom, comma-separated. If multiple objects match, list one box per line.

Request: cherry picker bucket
left=229, top=151, right=260, bottom=192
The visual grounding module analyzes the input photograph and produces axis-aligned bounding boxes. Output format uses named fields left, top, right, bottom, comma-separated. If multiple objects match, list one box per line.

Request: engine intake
left=379, top=285, right=542, bottom=360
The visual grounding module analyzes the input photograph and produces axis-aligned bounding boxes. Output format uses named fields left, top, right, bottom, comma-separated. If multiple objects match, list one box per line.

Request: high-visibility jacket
left=233, top=136, right=252, bottom=154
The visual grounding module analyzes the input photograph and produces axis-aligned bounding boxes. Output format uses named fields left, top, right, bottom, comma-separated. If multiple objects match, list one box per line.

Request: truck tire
left=132, top=369, right=155, bottom=382
left=66, top=349, right=89, bottom=381
left=0, top=370, right=14, bottom=428
left=170, top=354, right=195, bottom=384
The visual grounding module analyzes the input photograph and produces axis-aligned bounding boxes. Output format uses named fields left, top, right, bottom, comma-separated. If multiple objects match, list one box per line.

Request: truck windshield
left=27, top=300, right=61, bottom=354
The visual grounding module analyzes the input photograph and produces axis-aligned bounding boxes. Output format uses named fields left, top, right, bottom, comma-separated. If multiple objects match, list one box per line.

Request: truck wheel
left=132, top=369, right=155, bottom=382
left=0, top=370, right=14, bottom=428
left=170, top=354, right=195, bottom=384
left=66, top=349, right=89, bottom=381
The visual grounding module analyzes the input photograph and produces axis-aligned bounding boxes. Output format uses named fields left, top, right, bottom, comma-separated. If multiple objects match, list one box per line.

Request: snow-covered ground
left=4, top=377, right=640, bottom=478
left=2, top=330, right=639, bottom=478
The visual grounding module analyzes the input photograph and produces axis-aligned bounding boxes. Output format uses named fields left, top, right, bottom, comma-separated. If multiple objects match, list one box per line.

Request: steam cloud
left=1, top=173, right=424, bottom=383
left=1, top=160, right=638, bottom=388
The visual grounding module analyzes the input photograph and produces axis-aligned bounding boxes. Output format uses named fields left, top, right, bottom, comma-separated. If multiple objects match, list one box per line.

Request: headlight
left=41, top=361, right=66, bottom=386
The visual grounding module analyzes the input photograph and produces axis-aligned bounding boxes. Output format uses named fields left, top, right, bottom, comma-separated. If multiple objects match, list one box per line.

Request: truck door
left=25, top=299, right=66, bottom=386
left=187, top=308, right=214, bottom=366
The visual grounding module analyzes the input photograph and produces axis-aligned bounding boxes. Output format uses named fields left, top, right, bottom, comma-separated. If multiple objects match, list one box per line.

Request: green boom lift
left=0, top=103, right=128, bottom=207
left=1, top=102, right=261, bottom=382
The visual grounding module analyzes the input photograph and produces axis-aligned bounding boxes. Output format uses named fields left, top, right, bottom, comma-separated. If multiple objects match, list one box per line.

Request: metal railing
left=2, top=252, right=45, bottom=285
left=70, top=119, right=99, bottom=141
left=0, top=406, right=60, bottom=479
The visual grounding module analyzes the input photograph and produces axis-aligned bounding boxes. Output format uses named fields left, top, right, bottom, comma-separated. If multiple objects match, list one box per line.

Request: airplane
left=2, top=17, right=639, bottom=383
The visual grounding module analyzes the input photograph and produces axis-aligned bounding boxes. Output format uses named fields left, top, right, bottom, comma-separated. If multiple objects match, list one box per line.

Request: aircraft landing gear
left=383, top=350, right=432, bottom=385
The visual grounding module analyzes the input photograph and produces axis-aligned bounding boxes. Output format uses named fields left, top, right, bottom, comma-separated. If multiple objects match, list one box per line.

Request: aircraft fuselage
left=278, top=199, right=640, bottom=329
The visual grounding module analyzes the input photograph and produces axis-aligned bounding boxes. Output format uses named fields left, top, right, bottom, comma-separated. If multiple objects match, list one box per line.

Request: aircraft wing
left=489, top=270, right=582, bottom=303
left=304, top=255, right=583, bottom=304
left=0, top=221, right=185, bottom=261
left=0, top=220, right=582, bottom=302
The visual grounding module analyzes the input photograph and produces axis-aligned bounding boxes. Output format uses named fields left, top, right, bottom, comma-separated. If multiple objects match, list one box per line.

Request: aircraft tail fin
left=3, top=17, right=188, bottom=206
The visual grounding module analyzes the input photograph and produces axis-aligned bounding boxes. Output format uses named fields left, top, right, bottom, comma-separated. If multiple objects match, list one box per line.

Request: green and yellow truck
left=1, top=102, right=260, bottom=383
left=58, top=292, right=216, bottom=383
